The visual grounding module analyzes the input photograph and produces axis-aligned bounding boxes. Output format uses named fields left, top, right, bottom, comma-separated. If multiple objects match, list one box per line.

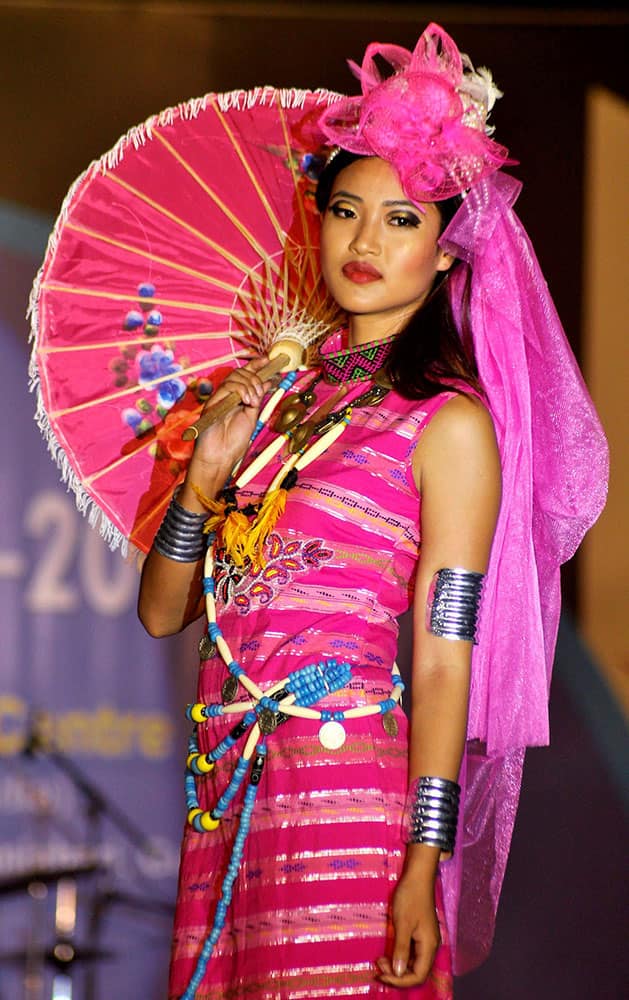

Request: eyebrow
left=330, top=190, right=419, bottom=209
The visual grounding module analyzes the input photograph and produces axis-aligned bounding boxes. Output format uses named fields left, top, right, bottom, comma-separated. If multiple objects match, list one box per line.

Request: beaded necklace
left=319, top=329, right=397, bottom=383
left=194, top=332, right=394, bottom=571
left=180, top=331, right=402, bottom=997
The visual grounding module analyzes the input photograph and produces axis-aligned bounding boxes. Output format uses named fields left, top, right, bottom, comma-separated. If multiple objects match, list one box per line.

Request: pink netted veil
left=436, top=172, right=608, bottom=970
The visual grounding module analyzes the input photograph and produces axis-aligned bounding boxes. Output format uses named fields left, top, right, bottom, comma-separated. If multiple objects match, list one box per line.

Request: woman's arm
left=377, top=393, right=501, bottom=987
left=137, top=359, right=273, bottom=637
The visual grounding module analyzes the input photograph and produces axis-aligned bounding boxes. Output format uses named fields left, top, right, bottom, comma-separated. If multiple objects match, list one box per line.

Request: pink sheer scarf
left=438, top=172, right=608, bottom=970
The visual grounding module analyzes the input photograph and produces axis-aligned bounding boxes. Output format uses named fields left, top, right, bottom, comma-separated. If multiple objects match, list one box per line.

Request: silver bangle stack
left=153, top=492, right=208, bottom=563
left=426, top=567, right=485, bottom=643
left=403, top=775, right=461, bottom=854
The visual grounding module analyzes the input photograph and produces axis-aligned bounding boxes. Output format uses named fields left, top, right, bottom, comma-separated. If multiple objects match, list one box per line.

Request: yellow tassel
left=222, top=509, right=252, bottom=567
left=243, top=488, right=288, bottom=568
left=190, top=483, right=223, bottom=513
left=190, top=483, right=248, bottom=561
left=203, top=511, right=226, bottom=534
left=188, top=481, right=289, bottom=569
left=190, top=484, right=227, bottom=534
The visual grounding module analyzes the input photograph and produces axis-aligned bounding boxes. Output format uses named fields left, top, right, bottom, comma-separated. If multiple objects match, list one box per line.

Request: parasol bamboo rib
left=107, top=171, right=312, bottom=327
left=106, top=172, right=276, bottom=294
left=238, top=257, right=278, bottom=340
left=38, top=330, right=250, bottom=354
left=110, top=127, right=330, bottom=346
left=65, top=223, right=257, bottom=302
left=239, top=255, right=305, bottom=350
left=40, top=283, right=248, bottom=319
left=52, top=229, right=330, bottom=367
left=129, top=484, right=182, bottom=542
left=152, top=131, right=283, bottom=275
left=210, top=97, right=323, bottom=308
left=49, top=352, right=249, bottom=419
left=281, top=248, right=290, bottom=328
left=210, top=98, right=285, bottom=246
left=276, top=99, right=320, bottom=303
left=152, top=119, right=324, bottom=321
left=85, top=436, right=176, bottom=485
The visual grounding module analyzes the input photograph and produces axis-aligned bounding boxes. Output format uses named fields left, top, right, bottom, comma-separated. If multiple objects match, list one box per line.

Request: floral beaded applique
left=214, top=532, right=333, bottom=615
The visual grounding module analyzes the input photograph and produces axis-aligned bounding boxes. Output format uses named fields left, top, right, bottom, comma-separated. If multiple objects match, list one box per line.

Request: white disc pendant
left=318, top=720, right=346, bottom=750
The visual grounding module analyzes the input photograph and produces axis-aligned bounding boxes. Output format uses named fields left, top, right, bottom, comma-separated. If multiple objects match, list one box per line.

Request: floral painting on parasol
left=29, top=87, right=342, bottom=555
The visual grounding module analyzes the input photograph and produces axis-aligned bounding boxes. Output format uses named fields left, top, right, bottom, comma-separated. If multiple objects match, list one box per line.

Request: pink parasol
left=29, top=87, right=342, bottom=555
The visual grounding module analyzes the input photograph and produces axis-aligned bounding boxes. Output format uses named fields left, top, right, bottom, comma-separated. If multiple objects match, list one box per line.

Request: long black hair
left=316, top=150, right=480, bottom=400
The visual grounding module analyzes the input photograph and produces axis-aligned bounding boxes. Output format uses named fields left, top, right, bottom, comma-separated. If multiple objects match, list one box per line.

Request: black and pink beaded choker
left=318, top=330, right=397, bottom=384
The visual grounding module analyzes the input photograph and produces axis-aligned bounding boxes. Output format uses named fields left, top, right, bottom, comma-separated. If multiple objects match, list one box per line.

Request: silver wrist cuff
left=153, top=492, right=208, bottom=563
left=403, top=776, right=461, bottom=853
left=426, top=567, right=485, bottom=643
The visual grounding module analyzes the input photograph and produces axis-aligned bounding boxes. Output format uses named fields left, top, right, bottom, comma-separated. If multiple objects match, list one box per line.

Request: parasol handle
left=182, top=342, right=302, bottom=441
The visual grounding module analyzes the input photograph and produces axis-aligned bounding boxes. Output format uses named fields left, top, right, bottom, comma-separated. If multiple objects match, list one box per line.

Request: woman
left=139, top=23, right=607, bottom=1000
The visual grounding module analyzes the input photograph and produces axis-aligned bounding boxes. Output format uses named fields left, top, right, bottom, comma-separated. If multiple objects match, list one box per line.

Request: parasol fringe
left=100, top=87, right=341, bottom=172
left=29, top=374, right=129, bottom=555
left=29, top=254, right=129, bottom=554
left=216, top=86, right=342, bottom=113
left=26, top=163, right=91, bottom=382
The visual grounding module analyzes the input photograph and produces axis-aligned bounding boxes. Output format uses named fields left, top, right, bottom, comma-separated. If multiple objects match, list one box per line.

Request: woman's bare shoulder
left=418, top=393, right=496, bottom=447
left=412, top=392, right=500, bottom=489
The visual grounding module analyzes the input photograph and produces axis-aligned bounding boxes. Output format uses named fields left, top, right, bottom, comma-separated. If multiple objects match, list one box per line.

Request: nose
left=349, top=217, right=380, bottom=256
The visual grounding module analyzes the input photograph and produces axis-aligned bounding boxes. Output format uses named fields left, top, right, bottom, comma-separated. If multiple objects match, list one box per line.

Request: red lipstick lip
left=342, top=261, right=382, bottom=283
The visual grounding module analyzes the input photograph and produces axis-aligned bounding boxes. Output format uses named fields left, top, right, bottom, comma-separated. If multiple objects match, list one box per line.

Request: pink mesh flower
left=318, top=23, right=514, bottom=201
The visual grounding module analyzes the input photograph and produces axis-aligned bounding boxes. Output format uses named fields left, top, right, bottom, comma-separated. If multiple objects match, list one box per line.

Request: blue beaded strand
left=180, top=745, right=267, bottom=1000
left=278, top=371, right=299, bottom=392
left=248, top=370, right=298, bottom=445
left=250, top=417, right=265, bottom=443
left=286, top=658, right=352, bottom=706
left=258, top=694, right=281, bottom=713
left=185, top=715, right=258, bottom=833
left=207, top=711, right=256, bottom=762
left=227, top=658, right=245, bottom=679
left=184, top=771, right=198, bottom=814
left=212, top=756, right=250, bottom=818
left=180, top=655, right=402, bottom=997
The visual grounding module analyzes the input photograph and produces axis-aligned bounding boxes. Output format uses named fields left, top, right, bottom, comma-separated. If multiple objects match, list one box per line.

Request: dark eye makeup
left=328, top=201, right=356, bottom=218
left=327, top=202, right=421, bottom=228
left=388, top=212, right=421, bottom=228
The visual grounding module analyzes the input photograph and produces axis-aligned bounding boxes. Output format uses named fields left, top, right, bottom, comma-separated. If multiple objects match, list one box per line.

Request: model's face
left=320, top=157, right=452, bottom=342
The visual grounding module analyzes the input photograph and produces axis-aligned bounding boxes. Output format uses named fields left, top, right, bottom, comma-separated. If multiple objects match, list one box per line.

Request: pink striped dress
left=169, top=366, right=457, bottom=999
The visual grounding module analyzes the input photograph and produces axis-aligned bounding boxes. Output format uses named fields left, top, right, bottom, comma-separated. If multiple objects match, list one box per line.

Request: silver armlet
left=153, top=492, right=208, bottom=563
left=426, top=567, right=485, bottom=643
left=403, top=776, right=461, bottom=854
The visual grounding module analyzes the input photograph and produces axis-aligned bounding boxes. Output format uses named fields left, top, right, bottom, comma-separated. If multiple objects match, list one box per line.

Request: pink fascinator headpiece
left=318, top=22, right=514, bottom=202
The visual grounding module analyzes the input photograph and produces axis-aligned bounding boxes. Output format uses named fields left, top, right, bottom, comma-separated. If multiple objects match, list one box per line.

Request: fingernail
left=393, top=960, right=405, bottom=977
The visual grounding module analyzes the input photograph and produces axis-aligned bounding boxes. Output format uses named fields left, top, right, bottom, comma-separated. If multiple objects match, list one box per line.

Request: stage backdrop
left=0, top=225, right=191, bottom=999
